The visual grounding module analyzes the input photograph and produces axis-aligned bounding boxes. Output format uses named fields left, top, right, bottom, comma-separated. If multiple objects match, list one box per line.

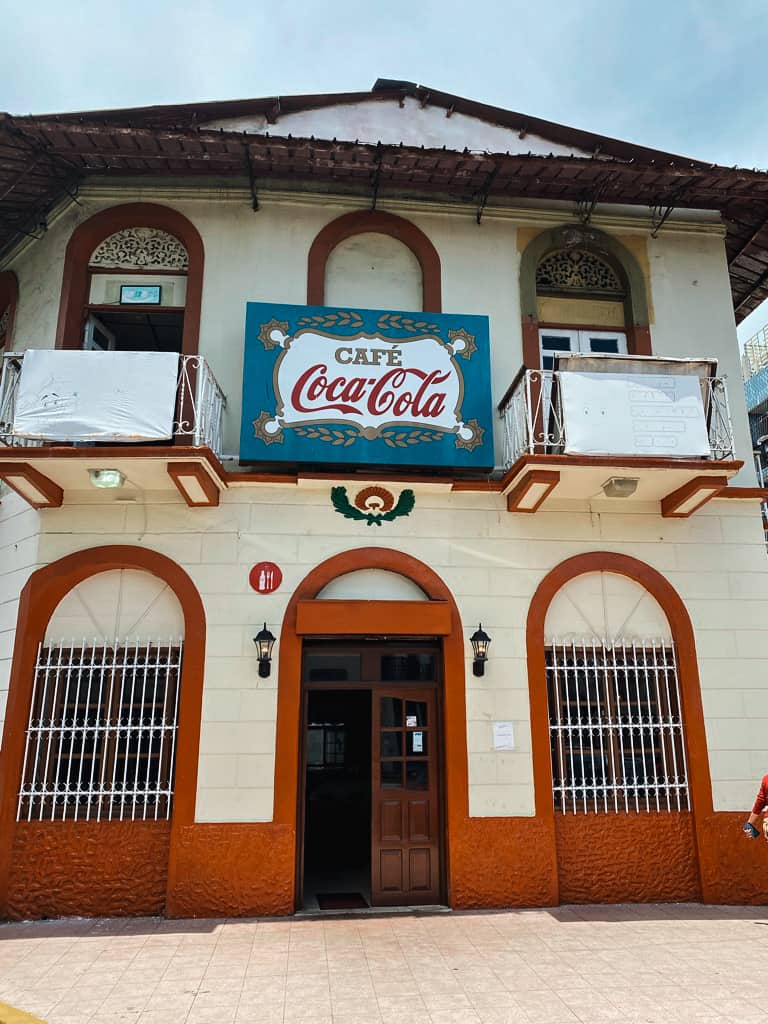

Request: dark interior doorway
left=302, top=689, right=372, bottom=910
left=85, top=310, right=184, bottom=353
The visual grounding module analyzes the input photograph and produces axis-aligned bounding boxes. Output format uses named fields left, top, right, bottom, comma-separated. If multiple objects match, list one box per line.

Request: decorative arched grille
left=89, top=227, right=189, bottom=271
left=536, top=248, right=624, bottom=295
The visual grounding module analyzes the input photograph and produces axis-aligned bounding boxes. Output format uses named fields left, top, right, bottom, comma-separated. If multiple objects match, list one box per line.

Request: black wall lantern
left=253, top=622, right=276, bottom=678
left=470, top=624, right=491, bottom=677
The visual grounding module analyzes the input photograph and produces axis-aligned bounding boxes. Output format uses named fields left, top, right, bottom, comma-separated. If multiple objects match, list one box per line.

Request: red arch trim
left=0, top=270, right=19, bottom=349
left=273, top=546, right=467, bottom=906
left=55, top=203, right=204, bottom=356
left=526, top=551, right=714, bottom=897
left=0, top=545, right=206, bottom=913
left=306, top=210, right=442, bottom=312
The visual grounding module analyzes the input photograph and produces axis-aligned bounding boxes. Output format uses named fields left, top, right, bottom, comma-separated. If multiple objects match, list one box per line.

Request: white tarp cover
left=13, top=349, right=179, bottom=442
left=559, top=371, right=711, bottom=458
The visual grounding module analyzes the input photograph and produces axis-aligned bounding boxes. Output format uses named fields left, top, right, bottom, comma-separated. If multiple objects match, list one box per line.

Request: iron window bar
left=17, top=638, right=183, bottom=822
left=545, top=638, right=689, bottom=815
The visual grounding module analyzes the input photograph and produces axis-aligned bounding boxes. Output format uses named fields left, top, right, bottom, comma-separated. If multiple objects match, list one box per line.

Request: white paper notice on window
left=412, top=731, right=423, bottom=753
left=13, top=349, right=179, bottom=442
left=558, top=371, right=710, bottom=458
left=492, top=721, right=515, bottom=751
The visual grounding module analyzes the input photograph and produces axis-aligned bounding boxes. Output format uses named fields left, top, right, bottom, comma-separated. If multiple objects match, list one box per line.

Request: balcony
left=0, top=351, right=227, bottom=508
left=498, top=356, right=741, bottom=516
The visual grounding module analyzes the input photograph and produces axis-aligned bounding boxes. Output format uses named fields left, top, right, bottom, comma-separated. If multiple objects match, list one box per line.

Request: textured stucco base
left=5, top=821, right=170, bottom=920
left=449, top=817, right=558, bottom=908
left=166, top=823, right=295, bottom=918
left=3, top=812, right=768, bottom=919
left=555, top=812, right=700, bottom=903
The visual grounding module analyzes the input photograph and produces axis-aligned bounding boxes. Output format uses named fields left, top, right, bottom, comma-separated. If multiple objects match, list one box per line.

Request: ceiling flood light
left=601, top=477, right=639, bottom=499
left=88, top=468, right=126, bottom=489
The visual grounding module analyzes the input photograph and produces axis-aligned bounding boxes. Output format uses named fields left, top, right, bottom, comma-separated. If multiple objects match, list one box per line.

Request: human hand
left=743, top=822, right=760, bottom=839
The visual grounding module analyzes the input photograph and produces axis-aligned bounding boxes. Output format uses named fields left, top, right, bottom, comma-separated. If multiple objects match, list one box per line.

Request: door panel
left=381, top=800, right=403, bottom=841
left=409, top=848, right=431, bottom=890
left=408, top=799, right=430, bottom=841
left=379, top=850, right=403, bottom=891
left=372, top=686, right=440, bottom=906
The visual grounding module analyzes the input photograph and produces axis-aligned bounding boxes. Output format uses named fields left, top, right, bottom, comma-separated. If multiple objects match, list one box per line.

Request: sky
left=2, top=0, right=768, bottom=339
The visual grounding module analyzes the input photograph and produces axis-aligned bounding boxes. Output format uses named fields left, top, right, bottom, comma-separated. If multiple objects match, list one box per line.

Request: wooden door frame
left=276, top=548, right=468, bottom=913
left=295, top=640, right=446, bottom=911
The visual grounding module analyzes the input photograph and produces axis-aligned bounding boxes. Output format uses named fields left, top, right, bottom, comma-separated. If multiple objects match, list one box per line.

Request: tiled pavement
left=2, top=904, right=768, bottom=1024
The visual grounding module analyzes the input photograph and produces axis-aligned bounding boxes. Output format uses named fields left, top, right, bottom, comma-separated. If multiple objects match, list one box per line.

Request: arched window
left=325, top=232, right=423, bottom=311
left=519, top=226, right=652, bottom=368
left=83, top=226, right=190, bottom=353
left=543, top=571, right=688, bottom=816
left=17, top=569, right=184, bottom=822
left=307, top=210, right=442, bottom=312
left=56, top=204, right=204, bottom=357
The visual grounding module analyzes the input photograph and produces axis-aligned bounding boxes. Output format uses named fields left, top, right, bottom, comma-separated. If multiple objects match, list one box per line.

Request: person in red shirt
left=743, top=775, right=768, bottom=839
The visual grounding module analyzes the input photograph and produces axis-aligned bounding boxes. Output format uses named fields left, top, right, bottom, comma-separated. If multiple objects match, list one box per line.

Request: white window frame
left=83, top=313, right=116, bottom=351
left=539, top=328, right=627, bottom=370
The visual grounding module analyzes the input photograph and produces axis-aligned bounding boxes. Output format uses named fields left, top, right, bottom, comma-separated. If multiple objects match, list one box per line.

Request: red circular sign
left=249, top=562, right=283, bottom=594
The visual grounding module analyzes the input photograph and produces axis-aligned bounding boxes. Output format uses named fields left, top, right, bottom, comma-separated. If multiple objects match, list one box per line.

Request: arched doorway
left=0, top=546, right=206, bottom=919
left=527, top=552, right=712, bottom=903
left=273, top=547, right=468, bottom=911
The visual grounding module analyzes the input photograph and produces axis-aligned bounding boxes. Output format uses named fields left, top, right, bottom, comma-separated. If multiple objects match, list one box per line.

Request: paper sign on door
left=412, top=732, right=424, bottom=753
left=406, top=715, right=418, bottom=727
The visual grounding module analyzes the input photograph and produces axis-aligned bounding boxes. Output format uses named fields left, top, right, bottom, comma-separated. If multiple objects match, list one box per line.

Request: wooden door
left=372, top=687, right=441, bottom=906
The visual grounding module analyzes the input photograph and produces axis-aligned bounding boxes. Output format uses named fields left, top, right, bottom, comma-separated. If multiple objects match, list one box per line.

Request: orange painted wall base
left=166, top=823, right=295, bottom=918
left=449, top=817, right=558, bottom=908
left=556, top=812, right=700, bottom=903
left=5, top=810, right=766, bottom=920
left=5, top=821, right=170, bottom=920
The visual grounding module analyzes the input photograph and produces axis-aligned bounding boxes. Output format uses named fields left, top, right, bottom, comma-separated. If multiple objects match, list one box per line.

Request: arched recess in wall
left=273, top=547, right=468, bottom=904
left=0, top=545, right=206, bottom=917
left=526, top=552, right=714, bottom=904
left=307, top=210, right=442, bottom=312
left=0, top=270, right=19, bottom=351
left=55, top=203, right=204, bottom=356
left=519, top=225, right=652, bottom=369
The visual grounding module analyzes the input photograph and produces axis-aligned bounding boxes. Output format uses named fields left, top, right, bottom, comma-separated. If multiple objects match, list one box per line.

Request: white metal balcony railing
left=0, top=352, right=226, bottom=458
left=499, top=367, right=735, bottom=470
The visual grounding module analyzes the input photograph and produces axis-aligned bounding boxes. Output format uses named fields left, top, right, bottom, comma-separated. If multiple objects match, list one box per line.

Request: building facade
left=1, top=83, right=768, bottom=918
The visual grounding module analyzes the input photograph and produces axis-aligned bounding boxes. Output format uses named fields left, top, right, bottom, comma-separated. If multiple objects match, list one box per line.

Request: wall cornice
left=0, top=179, right=725, bottom=268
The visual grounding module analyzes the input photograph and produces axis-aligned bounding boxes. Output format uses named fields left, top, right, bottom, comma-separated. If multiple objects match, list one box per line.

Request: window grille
left=536, top=249, right=624, bottom=295
left=89, top=227, right=189, bottom=271
left=17, top=639, right=182, bottom=822
left=546, top=640, right=689, bottom=814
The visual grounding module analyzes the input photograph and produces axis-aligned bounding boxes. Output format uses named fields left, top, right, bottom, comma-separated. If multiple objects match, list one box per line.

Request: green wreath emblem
left=331, top=486, right=415, bottom=527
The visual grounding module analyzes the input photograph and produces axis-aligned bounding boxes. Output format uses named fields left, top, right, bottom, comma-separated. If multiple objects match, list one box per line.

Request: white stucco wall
left=5, top=191, right=750, bottom=471
left=201, top=97, right=601, bottom=159
left=325, top=232, right=422, bottom=311
left=14, top=484, right=766, bottom=822
left=2, top=188, right=763, bottom=823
